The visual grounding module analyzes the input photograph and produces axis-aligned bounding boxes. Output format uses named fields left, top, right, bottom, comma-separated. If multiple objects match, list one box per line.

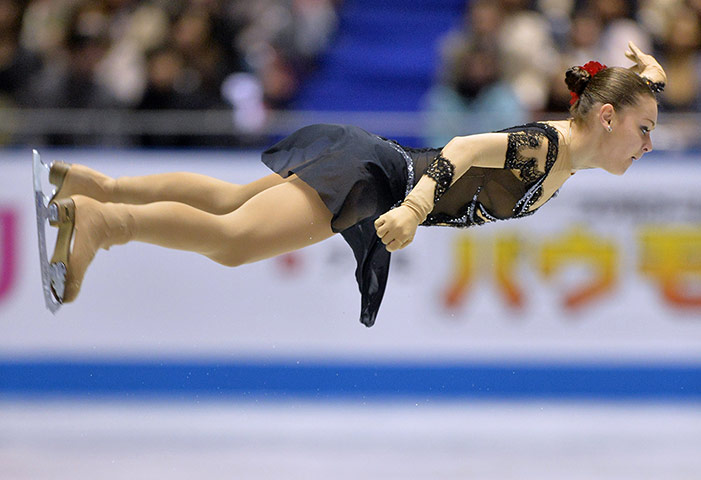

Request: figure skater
left=45, top=42, right=666, bottom=326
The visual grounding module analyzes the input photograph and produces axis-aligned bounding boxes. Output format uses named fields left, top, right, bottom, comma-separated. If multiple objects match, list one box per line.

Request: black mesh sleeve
left=425, top=153, right=455, bottom=204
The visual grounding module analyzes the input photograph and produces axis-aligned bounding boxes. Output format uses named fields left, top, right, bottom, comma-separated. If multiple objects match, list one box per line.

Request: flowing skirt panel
left=261, top=124, right=409, bottom=326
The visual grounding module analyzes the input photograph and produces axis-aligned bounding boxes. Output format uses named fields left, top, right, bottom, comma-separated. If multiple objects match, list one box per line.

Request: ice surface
left=1, top=400, right=699, bottom=480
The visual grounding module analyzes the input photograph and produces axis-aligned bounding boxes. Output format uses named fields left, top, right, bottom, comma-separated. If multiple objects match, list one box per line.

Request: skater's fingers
left=386, top=239, right=402, bottom=252
left=628, top=41, right=654, bottom=63
left=627, top=41, right=640, bottom=54
left=375, top=215, right=390, bottom=237
left=393, top=238, right=412, bottom=251
left=628, top=41, right=644, bottom=56
left=380, top=232, right=394, bottom=245
left=377, top=223, right=396, bottom=244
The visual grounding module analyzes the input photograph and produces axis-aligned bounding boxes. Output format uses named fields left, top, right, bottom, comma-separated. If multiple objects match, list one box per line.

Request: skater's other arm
left=375, top=133, right=509, bottom=252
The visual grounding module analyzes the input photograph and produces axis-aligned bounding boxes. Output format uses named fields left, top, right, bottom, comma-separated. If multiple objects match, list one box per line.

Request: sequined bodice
left=403, top=123, right=560, bottom=228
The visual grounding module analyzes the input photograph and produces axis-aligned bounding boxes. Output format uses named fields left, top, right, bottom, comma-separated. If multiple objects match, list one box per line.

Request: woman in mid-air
left=45, top=42, right=666, bottom=326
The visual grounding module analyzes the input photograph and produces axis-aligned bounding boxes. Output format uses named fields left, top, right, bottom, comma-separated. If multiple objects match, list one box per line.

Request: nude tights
left=61, top=166, right=336, bottom=269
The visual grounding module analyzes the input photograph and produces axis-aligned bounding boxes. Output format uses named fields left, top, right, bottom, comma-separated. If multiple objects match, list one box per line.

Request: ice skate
left=47, top=198, right=84, bottom=304
left=47, top=195, right=135, bottom=304
left=33, top=150, right=65, bottom=312
left=48, top=161, right=113, bottom=203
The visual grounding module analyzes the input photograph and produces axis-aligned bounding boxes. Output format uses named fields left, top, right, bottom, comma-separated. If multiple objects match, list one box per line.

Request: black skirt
left=261, top=124, right=412, bottom=327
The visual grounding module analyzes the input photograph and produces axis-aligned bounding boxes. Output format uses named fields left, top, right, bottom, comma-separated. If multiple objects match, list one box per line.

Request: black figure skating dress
left=262, top=122, right=561, bottom=327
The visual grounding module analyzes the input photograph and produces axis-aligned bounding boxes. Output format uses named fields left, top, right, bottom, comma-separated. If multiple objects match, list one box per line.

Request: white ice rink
left=1, top=400, right=700, bottom=480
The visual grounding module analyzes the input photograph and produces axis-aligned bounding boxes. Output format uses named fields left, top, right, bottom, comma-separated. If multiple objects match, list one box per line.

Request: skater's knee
left=209, top=222, right=256, bottom=267
left=104, top=176, right=117, bottom=194
left=109, top=176, right=126, bottom=200
left=210, top=186, right=245, bottom=215
left=214, top=254, right=247, bottom=268
left=210, top=245, right=253, bottom=267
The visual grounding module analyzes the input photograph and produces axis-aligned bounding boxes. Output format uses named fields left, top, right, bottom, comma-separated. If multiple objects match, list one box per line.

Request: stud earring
left=607, top=125, right=612, bottom=132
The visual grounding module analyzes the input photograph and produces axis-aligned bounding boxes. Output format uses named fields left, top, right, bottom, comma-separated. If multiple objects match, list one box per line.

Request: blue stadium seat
left=293, top=0, right=466, bottom=111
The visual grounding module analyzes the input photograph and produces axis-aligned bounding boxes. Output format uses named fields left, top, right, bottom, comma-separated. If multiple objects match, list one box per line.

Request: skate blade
left=33, top=149, right=63, bottom=313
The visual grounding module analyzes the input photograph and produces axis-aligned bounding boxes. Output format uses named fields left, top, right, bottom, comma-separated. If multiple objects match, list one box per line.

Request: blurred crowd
left=0, top=0, right=340, bottom=144
left=1, top=0, right=700, bottom=146
left=426, top=0, right=701, bottom=144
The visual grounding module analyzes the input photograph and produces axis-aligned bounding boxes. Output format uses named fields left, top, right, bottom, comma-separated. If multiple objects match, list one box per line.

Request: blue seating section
left=293, top=0, right=466, bottom=111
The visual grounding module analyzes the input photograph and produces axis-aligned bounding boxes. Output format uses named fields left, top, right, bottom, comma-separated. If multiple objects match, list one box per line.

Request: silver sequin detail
left=466, top=187, right=482, bottom=224
left=477, top=203, right=498, bottom=222
left=513, top=175, right=547, bottom=216
left=381, top=138, right=415, bottom=205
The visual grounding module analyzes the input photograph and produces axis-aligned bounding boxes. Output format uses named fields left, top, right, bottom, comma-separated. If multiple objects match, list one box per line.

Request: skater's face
left=596, top=95, right=657, bottom=175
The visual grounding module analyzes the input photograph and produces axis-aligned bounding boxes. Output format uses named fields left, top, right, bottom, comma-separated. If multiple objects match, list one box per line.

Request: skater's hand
left=374, top=205, right=420, bottom=252
left=625, top=41, right=666, bottom=85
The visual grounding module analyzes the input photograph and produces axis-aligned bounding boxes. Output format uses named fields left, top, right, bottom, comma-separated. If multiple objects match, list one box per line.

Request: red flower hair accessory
left=569, top=61, right=607, bottom=105
left=581, top=60, right=607, bottom=76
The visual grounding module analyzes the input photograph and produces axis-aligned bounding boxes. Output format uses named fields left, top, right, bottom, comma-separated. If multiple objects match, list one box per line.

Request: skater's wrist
left=400, top=199, right=427, bottom=224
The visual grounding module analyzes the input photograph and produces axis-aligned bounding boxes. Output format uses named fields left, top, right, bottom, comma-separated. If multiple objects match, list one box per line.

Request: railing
left=0, top=108, right=699, bottom=150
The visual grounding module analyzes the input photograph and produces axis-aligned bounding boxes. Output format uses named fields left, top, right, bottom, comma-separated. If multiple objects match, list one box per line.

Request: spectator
left=658, top=5, right=701, bottom=110
left=94, top=0, right=170, bottom=106
left=424, top=0, right=527, bottom=146
left=545, top=8, right=605, bottom=112
left=0, top=0, right=42, bottom=106
left=171, top=6, right=229, bottom=108
left=23, top=1, right=120, bottom=145
left=424, top=41, right=526, bottom=146
left=589, top=0, right=652, bottom=66
left=498, top=0, right=559, bottom=111
left=137, top=45, right=221, bottom=146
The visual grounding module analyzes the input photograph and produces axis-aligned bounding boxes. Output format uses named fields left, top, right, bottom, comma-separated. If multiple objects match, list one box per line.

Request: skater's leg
left=51, top=177, right=335, bottom=301
left=129, top=177, right=335, bottom=265
left=112, top=172, right=287, bottom=215
left=52, top=162, right=287, bottom=214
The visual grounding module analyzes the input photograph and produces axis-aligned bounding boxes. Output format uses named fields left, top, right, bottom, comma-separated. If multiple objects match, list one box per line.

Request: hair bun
left=565, top=66, right=591, bottom=96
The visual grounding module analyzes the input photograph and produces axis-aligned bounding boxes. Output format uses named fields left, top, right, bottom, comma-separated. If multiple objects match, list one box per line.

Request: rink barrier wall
left=1, top=149, right=700, bottom=399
